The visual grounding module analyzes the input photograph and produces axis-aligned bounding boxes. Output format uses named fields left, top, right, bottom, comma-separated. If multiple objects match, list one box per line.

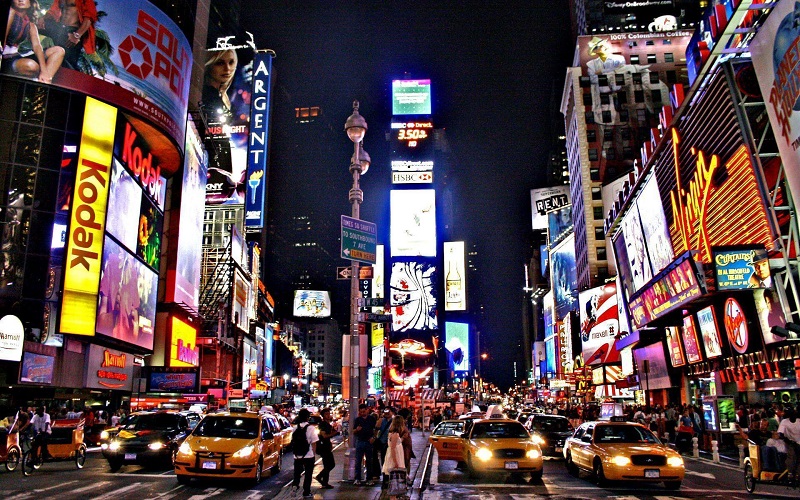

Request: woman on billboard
left=2, top=0, right=65, bottom=83
left=203, top=48, right=237, bottom=115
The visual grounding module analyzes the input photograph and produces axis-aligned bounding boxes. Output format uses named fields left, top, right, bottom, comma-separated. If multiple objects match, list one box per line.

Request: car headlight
left=475, top=448, right=493, bottom=461
left=148, top=442, right=165, bottom=451
left=531, top=434, right=545, bottom=446
left=109, top=441, right=121, bottom=451
left=611, top=455, right=631, bottom=466
left=232, top=445, right=256, bottom=458
left=526, top=448, right=541, bottom=459
left=667, top=455, right=684, bottom=467
left=101, top=430, right=109, bottom=440
left=178, top=442, right=193, bottom=456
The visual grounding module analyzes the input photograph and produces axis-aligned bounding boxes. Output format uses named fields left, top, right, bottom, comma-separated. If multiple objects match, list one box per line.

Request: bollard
left=692, top=436, right=699, bottom=458
left=738, top=444, right=745, bottom=468
left=712, top=439, right=719, bottom=463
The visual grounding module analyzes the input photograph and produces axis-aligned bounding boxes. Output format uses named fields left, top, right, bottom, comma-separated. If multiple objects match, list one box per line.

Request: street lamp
left=343, top=100, right=369, bottom=482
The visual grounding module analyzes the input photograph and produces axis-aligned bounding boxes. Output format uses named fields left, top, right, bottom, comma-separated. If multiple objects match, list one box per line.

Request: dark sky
left=243, top=1, right=573, bottom=389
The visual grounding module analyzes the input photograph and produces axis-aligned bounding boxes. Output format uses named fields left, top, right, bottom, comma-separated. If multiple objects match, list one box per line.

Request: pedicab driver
left=31, top=406, right=52, bottom=460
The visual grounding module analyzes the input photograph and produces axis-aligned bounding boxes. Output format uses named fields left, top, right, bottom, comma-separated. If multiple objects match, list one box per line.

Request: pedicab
left=22, top=418, right=87, bottom=476
left=0, top=429, right=24, bottom=471
left=743, top=439, right=797, bottom=493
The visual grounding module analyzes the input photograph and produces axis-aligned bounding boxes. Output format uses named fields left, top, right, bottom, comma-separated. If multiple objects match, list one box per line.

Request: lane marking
left=187, top=487, right=224, bottom=500
left=92, top=482, right=142, bottom=500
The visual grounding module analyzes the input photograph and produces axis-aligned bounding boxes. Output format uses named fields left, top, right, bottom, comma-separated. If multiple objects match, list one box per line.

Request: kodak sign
left=61, top=98, right=117, bottom=335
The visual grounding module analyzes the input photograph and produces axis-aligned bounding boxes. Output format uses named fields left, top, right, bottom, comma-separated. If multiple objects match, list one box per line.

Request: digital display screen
left=579, top=283, right=620, bottom=365
left=390, top=261, right=438, bottom=331
left=390, top=189, right=437, bottom=257
left=636, top=176, right=674, bottom=274
left=105, top=159, right=141, bottom=251
left=292, top=290, right=332, bottom=318
left=445, top=322, right=470, bottom=374
left=551, top=234, right=578, bottom=318
left=444, top=241, right=466, bottom=311
left=392, top=79, right=432, bottom=115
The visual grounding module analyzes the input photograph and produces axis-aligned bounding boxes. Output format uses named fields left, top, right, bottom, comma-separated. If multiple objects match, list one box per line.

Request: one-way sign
left=337, top=266, right=374, bottom=280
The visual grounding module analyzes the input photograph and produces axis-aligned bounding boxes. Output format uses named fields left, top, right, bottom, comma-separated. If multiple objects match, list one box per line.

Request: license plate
left=555, top=447, right=563, bottom=453
left=202, top=461, right=218, bottom=470
left=645, top=469, right=660, bottom=478
left=505, top=461, right=519, bottom=470
left=124, top=453, right=136, bottom=460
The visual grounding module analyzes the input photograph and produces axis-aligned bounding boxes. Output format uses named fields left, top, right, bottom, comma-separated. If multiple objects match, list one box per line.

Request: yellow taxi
left=463, top=418, right=543, bottom=481
left=173, top=409, right=282, bottom=485
left=563, top=420, right=684, bottom=490
left=429, top=420, right=467, bottom=462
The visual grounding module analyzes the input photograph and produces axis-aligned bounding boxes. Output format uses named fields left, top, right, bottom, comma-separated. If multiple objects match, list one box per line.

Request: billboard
left=751, top=0, right=800, bottom=231
left=637, top=176, right=674, bottom=274
left=444, top=241, right=466, bottom=311
left=372, top=245, right=385, bottom=313
left=681, top=315, right=703, bottom=364
left=390, top=189, right=436, bottom=257
left=696, top=305, right=724, bottom=359
left=0, top=315, right=24, bottom=362
left=445, top=322, right=470, bottom=374
left=20, top=352, right=55, bottom=384
left=755, top=287, right=791, bottom=345
left=166, top=118, right=207, bottom=309
left=61, top=98, right=116, bottom=336
left=713, top=248, right=771, bottom=291
left=390, top=261, right=438, bottom=331
left=0, top=0, right=192, bottom=148
left=548, top=205, right=573, bottom=245
left=242, top=338, right=257, bottom=390
left=531, top=186, right=570, bottom=231
left=292, top=290, right=332, bottom=318
left=579, top=283, right=620, bottom=366
left=147, top=368, right=199, bottom=393
left=169, top=317, right=199, bottom=367
left=666, top=327, right=686, bottom=367
left=392, top=79, right=432, bottom=115
left=84, top=344, right=134, bottom=390
left=632, top=342, right=671, bottom=390
left=551, top=234, right=578, bottom=318
left=96, top=236, right=158, bottom=350
left=244, top=52, right=274, bottom=230
left=390, top=120, right=434, bottom=173
left=627, top=254, right=704, bottom=329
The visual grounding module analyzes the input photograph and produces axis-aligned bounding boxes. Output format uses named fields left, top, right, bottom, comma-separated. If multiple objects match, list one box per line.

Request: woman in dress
left=383, top=416, right=410, bottom=499
left=3, top=0, right=65, bottom=83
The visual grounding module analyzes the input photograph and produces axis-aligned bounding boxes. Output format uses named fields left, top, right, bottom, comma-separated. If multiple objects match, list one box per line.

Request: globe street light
left=343, top=100, right=369, bottom=482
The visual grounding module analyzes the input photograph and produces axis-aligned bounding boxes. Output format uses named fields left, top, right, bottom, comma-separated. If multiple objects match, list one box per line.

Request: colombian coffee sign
left=0, top=315, right=24, bottom=362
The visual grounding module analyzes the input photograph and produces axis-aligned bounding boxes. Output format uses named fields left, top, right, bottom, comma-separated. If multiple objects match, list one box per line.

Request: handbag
left=388, top=468, right=407, bottom=496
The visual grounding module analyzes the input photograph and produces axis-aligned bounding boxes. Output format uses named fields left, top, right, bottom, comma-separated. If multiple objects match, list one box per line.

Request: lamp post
left=343, top=100, right=370, bottom=482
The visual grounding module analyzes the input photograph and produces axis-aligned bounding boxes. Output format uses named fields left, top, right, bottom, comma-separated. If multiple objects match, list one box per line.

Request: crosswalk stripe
left=91, top=482, right=142, bottom=500
left=187, top=487, right=224, bottom=500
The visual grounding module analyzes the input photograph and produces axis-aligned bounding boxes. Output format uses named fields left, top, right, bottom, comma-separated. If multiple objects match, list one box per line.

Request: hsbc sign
left=392, top=171, right=433, bottom=184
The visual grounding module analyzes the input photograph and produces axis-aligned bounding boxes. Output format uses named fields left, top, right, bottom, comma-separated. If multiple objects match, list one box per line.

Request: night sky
left=243, top=1, right=574, bottom=389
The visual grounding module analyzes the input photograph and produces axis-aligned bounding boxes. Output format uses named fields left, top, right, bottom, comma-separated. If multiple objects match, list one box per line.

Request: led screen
left=543, top=291, right=554, bottom=338
left=390, top=120, right=434, bottom=167
left=390, top=261, right=437, bottom=331
left=444, top=241, right=466, bottom=311
left=544, top=335, right=556, bottom=375
left=548, top=206, right=573, bottom=245
left=445, top=322, right=470, bottom=374
left=579, top=283, right=620, bottom=365
left=620, top=206, right=653, bottom=291
left=390, top=189, right=436, bottom=257
left=551, top=234, right=578, bottom=318
left=392, top=79, right=432, bottom=115
left=682, top=315, right=703, bottom=363
left=96, top=236, right=158, bottom=350
left=136, top=195, right=163, bottom=269
left=106, top=159, right=141, bottom=251
left=292, top=290, right=332, bottom=318
left=169, top=317, right=199, bottom=367
left=696, top=305, right=723, bottom=359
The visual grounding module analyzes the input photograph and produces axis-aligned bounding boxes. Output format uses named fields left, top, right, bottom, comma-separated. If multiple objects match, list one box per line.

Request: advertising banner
left=244, top=52, right=274, bottom=230
left=548, top=206, right=573, bottom=245
left=390, top=190, right=437, bottom=257
left=147, top=367, right=199, bottom=393
left=551, top=234, right=578, bottom=319
left=665, top=327, right=686, bottom=367
left=84, top=345, right=134, bottom=391
left=445, top=322, right=470, bottom=374
left=0, top=0, right=192, bottom=148
left=0, top=315, right=24, bottom=362
left=696, top=305, right=724, bottom=359
left=242, top=338, right=257, bottom=390
left=444, top=241, right=466, bottom=311
left=392, top=79, right=432, bottom=115
left=292, top=290, right=332, bottom=318
left=61, top=98, right=116, bottom=336
left=714, top=248, right=770, bottom=290
left=756, top=287, right=791, bottom=345
left=390, top=261, right=438, bottom=332
left=390, top=120, right=434, bottom=172
left=632, top=342, right=671, bottom=389
left=579, top=283, right=620, bottom=366
left=169, top=317, right=199, bottom=367
left=531, top=186, right=570, bottom=230
left=627, top=254, right=704, bottom=329
left=750, top=0, right=800, bottom=216
left=681, top=315, right=703, bottom=363
left=20, top=352, right=55, bottom=384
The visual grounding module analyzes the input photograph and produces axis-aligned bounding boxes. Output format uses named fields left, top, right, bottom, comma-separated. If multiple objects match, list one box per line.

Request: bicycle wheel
left=5, top=447, right=20, bottom=471
left=22, top=451, right=36, bottom=476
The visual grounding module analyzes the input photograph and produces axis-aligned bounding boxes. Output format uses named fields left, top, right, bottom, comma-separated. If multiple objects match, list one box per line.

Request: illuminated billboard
left=696, top=305, right=724, bottom=359
left=551, top=234, right=577, bottom=319
left=666, top=327, right=685, bottom=367
left=548, top=206, right=573, bottom=245
left=627, top=254, right=704, bottom=329
left=751, top=0, right=800, bottom=232
left=390, top=189, right=436, bottom=257
left=169, top=317, right=199, bottom=367
left=245, top=52, right=275, bottom=230
left=444, top=241, right=466, bottom=311
left=632, top=342, right=671, bottom=390
left=84, top=345, right=134, bottom=391
left=390, top=120, right=434, bottom=172
left=0, top=0, right=192, bottom=148
left=292, top=290, right=332, bottom=318
left=714, top=248, right=770, bottom=291
left=390, top=261, right=438, bottom=331
left=392, top=79, right=432, bottom=115
left=755, top=288, right=791, bottom=345
left=372, top=245, right=385, bottom=313
left=637, top=176, right=674, bottom=273
left=61, top=98, right=116, bottom=336
left=579, top=283, right=620, bottom=366
left=96, top=236, right=158, bottom=350
left=681, top=315, right=703, bottom=364
left=445, top=322, right=470, bottom=374
left=531, top=186, right=569, bottom=231
left=20, top=352, right=55, bottom=384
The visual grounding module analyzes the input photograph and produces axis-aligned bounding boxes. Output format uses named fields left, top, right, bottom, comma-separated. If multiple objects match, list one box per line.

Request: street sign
left=337, top=266, right=374, bottom=280
left=358, top=313, right=392, bottom=323
left=341, top=215, right=377, bottom=264
left=358, top=297, right=385, bottom=307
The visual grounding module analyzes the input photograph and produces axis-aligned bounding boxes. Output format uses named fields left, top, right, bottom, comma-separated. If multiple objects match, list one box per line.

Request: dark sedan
left=102, top=411, right=191, bottom=471
left=525, top=414, right=573, bottom=458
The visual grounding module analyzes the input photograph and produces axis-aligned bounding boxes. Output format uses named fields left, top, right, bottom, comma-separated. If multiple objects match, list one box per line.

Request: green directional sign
left=341, top=215, right=377, bottom=264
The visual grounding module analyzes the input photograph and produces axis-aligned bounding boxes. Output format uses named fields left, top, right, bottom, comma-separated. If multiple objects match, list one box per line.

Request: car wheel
left=176, top=474, right=190, bottom=485
left=253, top=458, right=263, bottom=485
left=593, top=459, right=607, bottom=487
left=466, top=454, right=478, bottom=479
left=664, top=480, right=681, bottom=490
left=75, top=446, right=86, bottom=469
left=108, top=459, right=123, bottom=472
left=744, top=462, right=756, bottom=493
left=565, top=452, right=578, bottom=476
left=5, top=448, right=20, bottom=471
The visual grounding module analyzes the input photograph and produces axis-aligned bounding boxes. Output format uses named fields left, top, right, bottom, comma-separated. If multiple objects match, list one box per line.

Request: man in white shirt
left=290, top=408, right=319, bottom=498
left=777, top=408, right=800, bottom=480
left=30, top=406, right=52, bottom=460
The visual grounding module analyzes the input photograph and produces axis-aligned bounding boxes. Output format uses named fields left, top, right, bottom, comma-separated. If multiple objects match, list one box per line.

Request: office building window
left=598, top=74, right=609, bottom=86
left=632, top=72, right=643, bottom=84
left=620, top=127, right=631, bottom=140
left=600, top=93, right=610, bottom=105
left=645, top=40, right=654, bottom=46
left=666, top=70, right=677, bottom=84
left=619, top=109, right=629, bottom=121
left=590, top=168, right=600, bottom=181
left=616, top=74, right=625, bottom=86
left=634, top=90, right=644, bottom=103
left=595, top=227, right=605, bottom=240
left=588, top=149, right=599, bottom=161
left=630, top=54, right=639, bottom=64
left=586, top=129, right=597, bottom=142
left=591, top=186, right=602, bottom=200
left=650, top=72, right=661, bottom=84
left=647, top=54, right=657, bottom=64
left=580, top=76, right=591, bottom=88
left=602, top=110, right=612, bottom=123
left=664, top=52, right=674, bottom=62
left=597, top=247, right=608, bottom=260
left=585, top=111, right=595, bottom=124
left=603, top=128, right=613, bottom=141
left=583, top=93, right=593, bottom=106
left=593, top=206, right=604, bottom=220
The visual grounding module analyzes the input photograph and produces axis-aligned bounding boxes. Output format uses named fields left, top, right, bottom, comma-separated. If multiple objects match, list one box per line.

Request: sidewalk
left=275, top=426, right=432, bottom=499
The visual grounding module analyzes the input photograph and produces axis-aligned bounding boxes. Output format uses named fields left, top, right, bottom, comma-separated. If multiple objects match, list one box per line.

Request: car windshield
left=530, top=417, right=571, bottom=432
left=193, top=416, right=259, bottom=439
left=471, top=422, right=529, bottom=439
left=121, top=414, right=177, bottom=431
left=594, top=425, right=660, bottom=444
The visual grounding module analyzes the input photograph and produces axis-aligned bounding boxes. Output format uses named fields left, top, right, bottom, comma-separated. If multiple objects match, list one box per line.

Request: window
left=623, top=147, right=634, bottom=159
left=620, top=127, right=631, bottom=140
left=617, top=91, right=627, bottom=104
left=606, top=148, right=616, bottom=160
left=634, top=90, right=644, bottom=103
left=602, top=110, right=612, bottom=123
left=600, top=94, right=610, bottom=105
left=637, top=109, right=647, bottom=126
left=597, top=247, right=607, bottom=260
left=598, top=75, right=609, bottom=87
left=632, top=73, right=643, bottom=84
left=615, top=74, right=625, bottom=86
left=645, top=40, right=654, bottom=46
left=664, top=52, right=674, bottom=62
left=652, top=90, right=662, bottom=103
left=583, top=93, right=593, bottom=106
left=662, top=39, right=672, bottom=45
left=630, top=54, right=640, bottom=64
left=650, top=72, right=661, bottom=84
left=593, top=207, right=604, bottom=220
left=591, top=187, right=602, bottom=200
left=647, top=54, right=657, bottom=64
left=590, top=168, right=600, bottom=181
left=588, top=149, right=599, bottom=161
left=603, top=128, right=613, bottom=141
left=586, top=129, right=597, bottom=142
left=585, top=111, right=595, bottom=124
left=666, top=70, right=677, bottom=84
left=619, top=110, right=629, bottom=122
left=579, top=76, right=591, bottom=88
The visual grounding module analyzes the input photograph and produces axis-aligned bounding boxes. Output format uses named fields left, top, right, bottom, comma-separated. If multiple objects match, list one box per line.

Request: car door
left=573, top=424, right=595, bottom=469
left=428, top=421, right=465, bottom=461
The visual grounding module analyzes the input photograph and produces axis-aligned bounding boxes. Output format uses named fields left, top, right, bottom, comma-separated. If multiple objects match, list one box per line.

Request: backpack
left=291, top=424, right=310, bottom=456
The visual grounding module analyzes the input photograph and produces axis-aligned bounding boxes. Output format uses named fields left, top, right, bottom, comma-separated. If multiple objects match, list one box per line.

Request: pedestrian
left=290, top=408, right=318, bottom=498
left=373, top=408, right=391, bottom=485
left=383, top=415, right=410, bottom=500
left=778, top=407, right=800, bottom=482
left=314, top=408, right=337, bottom=489
left=353, top=403, right=376, bottom=486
